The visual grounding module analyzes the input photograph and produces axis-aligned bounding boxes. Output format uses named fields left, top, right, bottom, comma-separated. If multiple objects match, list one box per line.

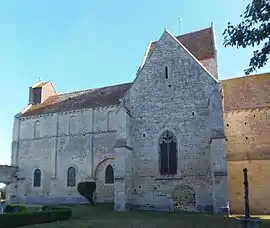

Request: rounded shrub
left=77, top=182, right=96, bottom=205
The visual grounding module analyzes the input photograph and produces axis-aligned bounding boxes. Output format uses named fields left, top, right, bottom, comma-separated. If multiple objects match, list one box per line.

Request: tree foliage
left=0, top=186, right=6, bottom=200
left=223, top=0, right=270, bottom=75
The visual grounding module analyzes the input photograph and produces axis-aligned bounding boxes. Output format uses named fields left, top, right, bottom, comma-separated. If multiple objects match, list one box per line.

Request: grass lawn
left=23, top=204, right=270, bottom=228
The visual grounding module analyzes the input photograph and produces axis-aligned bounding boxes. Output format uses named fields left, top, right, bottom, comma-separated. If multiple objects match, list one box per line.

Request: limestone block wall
left=228, top=160, right=270, bottom=214
left=94, top=158, right=115, bottom=203
left=113, top=108, right=133, bottom=211
left=12, top=105, right=120, bottom=203
left=224, top=108, right=270, bottom=214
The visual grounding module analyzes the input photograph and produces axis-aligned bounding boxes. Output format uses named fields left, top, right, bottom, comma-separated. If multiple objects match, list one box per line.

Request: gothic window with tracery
left=105, top=164, right=114, bottom=184
left=33, top=169, right=41, bottom=187
left=159, top=130, right=177, bottom=175
left=67, top=167, right=76, bottom=187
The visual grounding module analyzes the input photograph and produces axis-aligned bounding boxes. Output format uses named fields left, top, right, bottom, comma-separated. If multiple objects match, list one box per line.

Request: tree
left=77, top=182, right=96, bottom=206
left=0, top=186, right=6, bottom=200
left=223, top=0, right=270, bottom=75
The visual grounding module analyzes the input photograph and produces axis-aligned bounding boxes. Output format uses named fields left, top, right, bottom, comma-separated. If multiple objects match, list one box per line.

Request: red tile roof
left=21, top=83, right=132, bottom=117
left=221, top=73, right=270, bottom=112
left=32, top=81, right=50, bottom=88
left=148, top=27, right=215, bottom=60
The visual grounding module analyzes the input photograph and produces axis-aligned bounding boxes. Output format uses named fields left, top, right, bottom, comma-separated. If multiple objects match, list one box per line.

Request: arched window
left=34, top=120, right=40, bottom=138
left=33, top=169, right=41, bottom=187
left=67, top=167, right=76, bottom=187
left=105, top=165, right=114, bottom=184
left=159, top=130, right=177, bottom=175
left=68, top=116, right=76, bottom=134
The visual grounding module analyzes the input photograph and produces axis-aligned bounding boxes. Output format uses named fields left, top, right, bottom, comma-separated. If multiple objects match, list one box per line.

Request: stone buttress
left=113, top=107, right=133, bottom=211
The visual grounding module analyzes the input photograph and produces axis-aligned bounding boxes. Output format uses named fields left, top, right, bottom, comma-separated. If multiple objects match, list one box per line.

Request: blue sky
left=0, top=0, right=269, bottom=165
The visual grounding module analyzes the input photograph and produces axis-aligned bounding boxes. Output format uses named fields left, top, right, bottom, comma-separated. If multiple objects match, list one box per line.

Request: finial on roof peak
left=178, top=17, right=182, bottom=35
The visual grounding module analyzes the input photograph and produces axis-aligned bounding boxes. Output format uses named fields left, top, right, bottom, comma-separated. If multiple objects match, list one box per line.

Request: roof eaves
left=138, top=41, right=153, bottom=70
left=211, top=23, right=217, bottom=53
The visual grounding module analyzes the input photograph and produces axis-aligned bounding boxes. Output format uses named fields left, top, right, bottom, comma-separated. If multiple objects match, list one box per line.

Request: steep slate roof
left=21, top=83, right=132, bottom=117
left=221, top=72, right=270, bottom=112
left=147, top=27, right=215, bottom=60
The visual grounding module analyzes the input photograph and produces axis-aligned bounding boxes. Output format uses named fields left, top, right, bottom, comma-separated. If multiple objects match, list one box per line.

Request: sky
left=0, top=0, right=269, bottom=166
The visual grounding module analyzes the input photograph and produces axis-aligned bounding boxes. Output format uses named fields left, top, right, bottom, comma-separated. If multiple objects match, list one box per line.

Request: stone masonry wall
left=228, top=160, right=270, bottom=214
left=12, top=105, right=122, bottom=204
left=124, top=31, right=225, bottom=212
left=221, top=73, right=270, bottom=214
left=224, top=108, right=270, bottom=214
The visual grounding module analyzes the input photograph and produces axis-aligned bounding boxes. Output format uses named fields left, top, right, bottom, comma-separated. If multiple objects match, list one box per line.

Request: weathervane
left=178, top=17, right=182, bottom=35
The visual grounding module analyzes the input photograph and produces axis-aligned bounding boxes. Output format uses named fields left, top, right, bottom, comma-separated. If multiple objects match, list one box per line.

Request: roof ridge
left=150, top=26, right=212, bottom=45
left=175, top=26, right=212, bottom=39
left=221, top=72, right=270, bottom=82
left=56, top=82, right=133, bottom=97
left=32, top=81, right=50, bottom=88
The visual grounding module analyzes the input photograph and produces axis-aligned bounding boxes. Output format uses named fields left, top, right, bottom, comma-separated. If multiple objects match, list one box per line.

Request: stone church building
left=8, top=25, right=269, bottom=214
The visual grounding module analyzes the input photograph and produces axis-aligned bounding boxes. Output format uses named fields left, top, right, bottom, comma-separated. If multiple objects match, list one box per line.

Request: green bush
left=0, top=208, right=71, bottom=228
left=4, top=204, right=27, bottom=213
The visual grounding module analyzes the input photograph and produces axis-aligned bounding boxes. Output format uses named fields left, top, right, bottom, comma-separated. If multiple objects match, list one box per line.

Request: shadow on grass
left=22, top=204, right=270, bottom=228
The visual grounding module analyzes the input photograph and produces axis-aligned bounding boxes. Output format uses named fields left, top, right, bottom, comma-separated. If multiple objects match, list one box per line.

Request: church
left=8, top=25, right=232, bottom=213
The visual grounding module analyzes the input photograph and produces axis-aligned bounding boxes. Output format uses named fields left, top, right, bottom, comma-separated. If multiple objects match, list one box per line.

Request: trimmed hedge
left=4, top=204, right=27, bottom=213
left=0, top=207, right=71, bottom=228
left=40, top=205, right=67, bottom=211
